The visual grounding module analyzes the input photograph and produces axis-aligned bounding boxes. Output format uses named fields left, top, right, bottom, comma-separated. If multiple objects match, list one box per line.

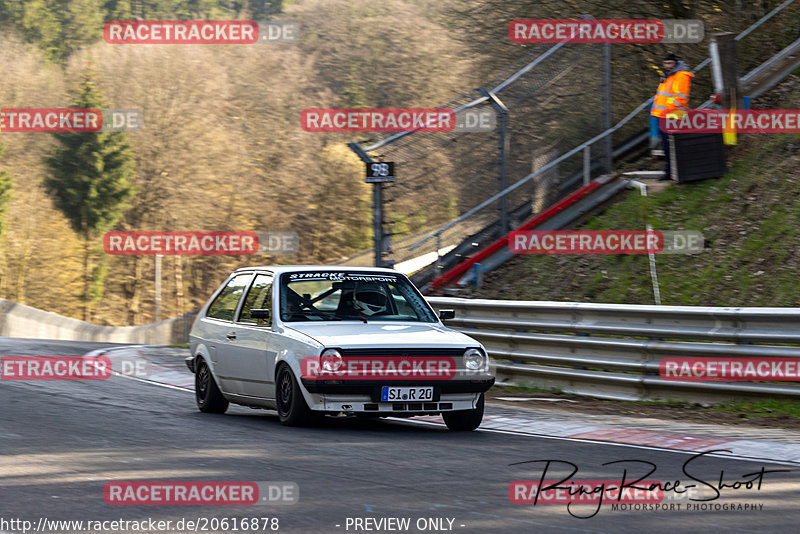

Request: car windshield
left=279, top=271, right=438, bottom=323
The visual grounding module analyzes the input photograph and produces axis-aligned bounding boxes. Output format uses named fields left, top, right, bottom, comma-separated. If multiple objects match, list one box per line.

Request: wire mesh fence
left=349, top=2, right=800, bottom=271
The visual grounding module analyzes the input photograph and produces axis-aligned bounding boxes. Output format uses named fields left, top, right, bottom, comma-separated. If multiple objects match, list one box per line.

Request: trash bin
left=668, top=132, right=727, bottom=183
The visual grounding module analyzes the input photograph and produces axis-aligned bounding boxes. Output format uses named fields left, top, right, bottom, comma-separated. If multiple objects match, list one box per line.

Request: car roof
left=232, top=265, right=401, bottom=275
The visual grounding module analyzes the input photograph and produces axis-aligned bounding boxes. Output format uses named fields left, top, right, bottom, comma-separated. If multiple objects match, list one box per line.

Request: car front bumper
left=300, top=376, right=494, bottom=396
left=300, top=376, right=494, bottom=414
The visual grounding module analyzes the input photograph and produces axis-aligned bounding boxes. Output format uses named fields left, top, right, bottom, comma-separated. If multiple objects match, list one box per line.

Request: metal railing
left=407, top=0, right=798, bottom=255
left=427, top=297, right=800, bottom=403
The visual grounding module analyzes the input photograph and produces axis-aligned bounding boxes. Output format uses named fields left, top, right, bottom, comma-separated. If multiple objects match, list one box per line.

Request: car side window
left=206, top=273, right=252, bottom=322
left=238, top=274, right=274, bottom=325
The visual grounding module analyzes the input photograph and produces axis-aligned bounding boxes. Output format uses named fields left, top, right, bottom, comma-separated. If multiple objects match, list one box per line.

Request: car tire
left=276, top=364, right=321, bottom=427
left=442, top=393, right=484, bottom=431
left=195, top=358, right=229, bottom=414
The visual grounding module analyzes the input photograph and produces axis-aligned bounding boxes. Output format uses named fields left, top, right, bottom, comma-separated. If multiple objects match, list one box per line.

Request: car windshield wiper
left=283, top=311, right=329, bottom=320
left=336, top=314, right=368, bottom=324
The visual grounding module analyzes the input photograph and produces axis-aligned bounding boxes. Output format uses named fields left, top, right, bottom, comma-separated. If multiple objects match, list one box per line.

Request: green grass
left=711, top=399, right=800, bottom=419
left=490, top=385, right=800, bottom=419
left=477, top=132, right=800, bottom=306
left=491, top=384, right=564, bottom=395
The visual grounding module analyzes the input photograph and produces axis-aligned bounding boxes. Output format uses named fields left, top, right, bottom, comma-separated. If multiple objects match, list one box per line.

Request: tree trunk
left=175, top=254, right=184, bottom=316
left=129, top=256, right=143, bottom=325
left=83, top=237, right=91, bottom=322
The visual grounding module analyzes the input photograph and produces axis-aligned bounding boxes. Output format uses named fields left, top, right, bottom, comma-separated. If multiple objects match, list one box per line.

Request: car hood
left=283, top=322, right=478, bottom=348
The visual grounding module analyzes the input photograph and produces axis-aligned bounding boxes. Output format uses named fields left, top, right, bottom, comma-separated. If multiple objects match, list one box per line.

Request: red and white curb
left=412, top=413, right=800, bottom=464
left=84, top=346, right=194, bottom=390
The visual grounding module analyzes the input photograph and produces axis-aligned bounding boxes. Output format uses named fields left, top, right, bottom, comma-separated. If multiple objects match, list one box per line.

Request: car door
left=226, top=273, right=278, bottom=399
left=202, top=272, right=254, bottom=394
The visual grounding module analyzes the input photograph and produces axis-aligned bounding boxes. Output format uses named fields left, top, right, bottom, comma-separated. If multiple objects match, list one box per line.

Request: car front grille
left=338, top=348, right=464, bottom=358
left=362, top=402, right=453, bottom=411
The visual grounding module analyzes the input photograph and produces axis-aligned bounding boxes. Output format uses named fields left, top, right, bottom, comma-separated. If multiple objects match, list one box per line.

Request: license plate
left=381, top=386, right=434, bottom=402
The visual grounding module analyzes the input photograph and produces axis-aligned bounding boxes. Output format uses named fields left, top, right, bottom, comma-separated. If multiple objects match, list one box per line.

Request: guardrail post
left=479, top=88, right=510, bottom=234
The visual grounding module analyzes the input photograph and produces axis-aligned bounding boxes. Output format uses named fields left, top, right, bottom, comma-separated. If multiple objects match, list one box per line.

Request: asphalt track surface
left=1, top=338, right=798, bottom=534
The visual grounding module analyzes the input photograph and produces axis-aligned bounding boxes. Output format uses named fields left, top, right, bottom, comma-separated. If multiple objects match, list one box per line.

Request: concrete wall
left=0, top=299, right=198, bottom=344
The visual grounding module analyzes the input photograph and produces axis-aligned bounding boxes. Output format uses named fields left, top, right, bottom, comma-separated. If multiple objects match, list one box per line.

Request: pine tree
left=43, top=71, right=136, bottom=321
left=0, top=146, right=13, bottom=237
left=0, top=145, right=14, bottom=296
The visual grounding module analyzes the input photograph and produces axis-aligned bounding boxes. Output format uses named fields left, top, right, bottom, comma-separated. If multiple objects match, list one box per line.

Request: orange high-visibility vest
left=651, top=68, right=694, bottom=118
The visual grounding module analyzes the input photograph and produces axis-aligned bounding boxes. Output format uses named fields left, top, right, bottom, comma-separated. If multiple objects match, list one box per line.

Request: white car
left=186, top=266, right=494, bottom=430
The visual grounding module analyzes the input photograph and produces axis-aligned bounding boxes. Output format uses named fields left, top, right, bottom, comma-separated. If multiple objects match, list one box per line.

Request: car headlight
left=464, top=348, right=485, bottom=371
left=320, top=348, right=344, bottom=372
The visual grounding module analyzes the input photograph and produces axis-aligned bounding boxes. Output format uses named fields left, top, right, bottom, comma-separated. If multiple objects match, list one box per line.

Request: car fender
left=273, top=334, right=323, bottom=407
left=192, top=342, right=219, bottom=377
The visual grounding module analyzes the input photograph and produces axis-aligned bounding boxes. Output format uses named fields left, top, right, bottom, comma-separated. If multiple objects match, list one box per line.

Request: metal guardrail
left=426, top=297, right=800, bottom=403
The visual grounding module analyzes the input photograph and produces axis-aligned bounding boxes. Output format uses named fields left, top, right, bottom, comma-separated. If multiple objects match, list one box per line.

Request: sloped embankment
left=475, top=75, right=800, bottom=306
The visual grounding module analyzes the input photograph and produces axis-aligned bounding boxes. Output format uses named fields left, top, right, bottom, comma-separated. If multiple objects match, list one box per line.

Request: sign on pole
left=365, top=162, right=395, bottom=183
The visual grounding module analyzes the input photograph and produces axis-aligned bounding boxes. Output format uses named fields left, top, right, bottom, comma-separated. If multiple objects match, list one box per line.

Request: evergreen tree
left=0, top=145, right=15, bottom=300
left=0, top=146, right=13, bottom=237
left=44, top=71, right=136, bottom=321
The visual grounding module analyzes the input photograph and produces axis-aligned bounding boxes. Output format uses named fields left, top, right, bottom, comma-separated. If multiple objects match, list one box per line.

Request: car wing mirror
left=438, top=309, right=455, bottom=320
left=249, top=308, right=271, bottom=320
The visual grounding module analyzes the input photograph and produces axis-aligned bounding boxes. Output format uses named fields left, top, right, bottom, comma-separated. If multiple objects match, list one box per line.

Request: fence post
left=583, top=144, right=591, bottom=186
left=712, top=32, right=743, bottom=110
left=347, top=142, right=389, bottom=267
left=435, top=233, right=442, bottom=269
left=602, top=42, right=613, bottom=172
left=479, top=88, right=511, bottom=234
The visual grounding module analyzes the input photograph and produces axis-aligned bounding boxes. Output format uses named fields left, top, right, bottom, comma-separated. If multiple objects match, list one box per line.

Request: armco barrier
left=0, top=298, right=196, bottom=344
left=427, top=297, right=800, bottom=403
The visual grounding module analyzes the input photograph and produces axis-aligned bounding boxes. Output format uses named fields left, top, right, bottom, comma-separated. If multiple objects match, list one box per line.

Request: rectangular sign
left=365, top=162, right=395, bottom=183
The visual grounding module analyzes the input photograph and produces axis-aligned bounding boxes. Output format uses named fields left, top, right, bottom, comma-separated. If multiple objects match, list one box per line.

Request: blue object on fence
left=743, top=96, right=750, bottom=110
left=473, top=263, right=481, bottom=288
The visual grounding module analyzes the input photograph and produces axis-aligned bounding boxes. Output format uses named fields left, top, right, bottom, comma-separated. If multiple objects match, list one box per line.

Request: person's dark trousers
left=660, top=126, right=672, bottom=180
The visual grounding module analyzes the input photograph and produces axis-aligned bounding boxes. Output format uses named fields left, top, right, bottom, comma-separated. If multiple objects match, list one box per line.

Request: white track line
left=99, top=349, right=800, bottom=468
